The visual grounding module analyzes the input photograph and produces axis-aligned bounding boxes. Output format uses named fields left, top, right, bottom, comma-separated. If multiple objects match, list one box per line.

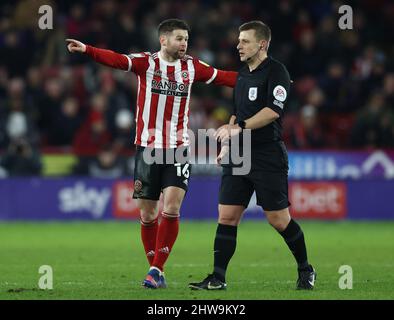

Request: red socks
left=140, top=213, right=180, bottom=271
left=140, top=217, right=158, bottom=266
left=152, top=212, right=179, bottom=272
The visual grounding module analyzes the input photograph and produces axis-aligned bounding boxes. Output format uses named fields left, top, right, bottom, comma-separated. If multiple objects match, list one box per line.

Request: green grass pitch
left=1, top=220, right=393, bottom=300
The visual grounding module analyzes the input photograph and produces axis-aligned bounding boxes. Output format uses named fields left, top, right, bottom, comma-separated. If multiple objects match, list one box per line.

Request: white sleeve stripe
left=205, top=68, right=218, bottom=84
left=124, top=54, right=132, bottom=72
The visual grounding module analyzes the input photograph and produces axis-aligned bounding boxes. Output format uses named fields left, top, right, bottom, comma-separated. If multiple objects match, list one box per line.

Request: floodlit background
left=0, top=0, right=393, bottom=300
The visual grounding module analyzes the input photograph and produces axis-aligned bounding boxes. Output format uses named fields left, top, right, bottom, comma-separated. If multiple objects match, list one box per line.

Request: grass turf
left=0, top=220, right=393, bottom=300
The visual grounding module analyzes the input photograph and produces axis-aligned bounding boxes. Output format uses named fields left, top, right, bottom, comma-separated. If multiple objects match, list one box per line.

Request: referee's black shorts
left=133, top=146, right=191, bottom=201
left=219, top=170, right=290, bottom=211
left=219, top=142, right=290, bottom=211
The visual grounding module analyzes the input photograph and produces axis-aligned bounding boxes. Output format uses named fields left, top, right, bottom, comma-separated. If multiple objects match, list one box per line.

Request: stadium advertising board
left=0, top=178, right=392, bottom=220
left=243, top=182, right=347, bottom=219
left=192, top=150, right=394, bottom=178
left=0, top=178, right=113, bottom=220
left=288, top=182, right=347, bottom=219
left=112, top=181, right=164, bottom=219
left=288, top=150, right=394, bottom=180
left=0, top=151, right=393, bottom=220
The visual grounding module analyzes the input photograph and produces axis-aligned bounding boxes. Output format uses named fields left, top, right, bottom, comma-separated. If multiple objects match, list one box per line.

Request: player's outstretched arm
left=65, top=39, right=130, bottom=71
left=213, top=69, right=238, bottom=88
left=193, top=59, right=238, bottom=88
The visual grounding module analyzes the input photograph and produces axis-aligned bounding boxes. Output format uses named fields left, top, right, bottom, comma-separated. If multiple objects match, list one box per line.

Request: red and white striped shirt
left=86, top=46, right=237, bottom=148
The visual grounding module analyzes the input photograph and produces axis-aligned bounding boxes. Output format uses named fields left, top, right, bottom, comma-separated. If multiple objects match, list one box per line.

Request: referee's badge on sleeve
left=273, top=85, right=287, bottom=102
left=248, top=87, right=258, bottom=101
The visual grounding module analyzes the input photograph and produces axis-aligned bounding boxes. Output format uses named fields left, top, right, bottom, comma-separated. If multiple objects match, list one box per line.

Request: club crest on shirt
left=181, top=71, right=189, bottom=80
left=248, top=87, right=258, bottom=101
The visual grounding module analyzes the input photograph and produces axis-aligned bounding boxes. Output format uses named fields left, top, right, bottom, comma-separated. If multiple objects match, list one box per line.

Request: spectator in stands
left=319, top=61, right=348, bottom=112
left=290, top=104, right=326, bottom=149
left=87, top=144, right=127, bottom=178
left=0, top=0, right=393, bottom=169
left=47, top=97, right=83, bottom=146
left=383, top=73, right=394, bottom=108
left=38, top=78, right=65, bottom=138
left=72, top=93, right=112, bottom=156
left=25, top=67, right=45, bottom=123
left=0, top=30, right=28, bottom=77
left=112, top=108, right=135, bottom=154
left=98, top=69, right=131, bottom=140
left=0, top=78, right=39, bottom=149
left=0, top=137, right=42, bottom=176
left=350, top=91, right=390, bottom=148
left=378, top=108, right=394, bottom=148
left=289, top=26, right=323, bottom=78
left=65, top=4, right=89, bottom=40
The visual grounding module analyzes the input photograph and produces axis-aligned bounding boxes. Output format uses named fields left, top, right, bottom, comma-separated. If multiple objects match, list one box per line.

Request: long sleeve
left=213, top=70, right=238, bottom=88
left=193, top=58, right=238, bottom=88
left=85, top=45, right=131, bottom=71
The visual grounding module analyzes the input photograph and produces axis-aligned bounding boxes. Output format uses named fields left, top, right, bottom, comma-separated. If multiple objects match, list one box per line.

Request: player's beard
left=173, top=50, right=185, bottom=60
left=177, top=50, right=186, bottom=58
left=167, top=47, right=186, bottom=60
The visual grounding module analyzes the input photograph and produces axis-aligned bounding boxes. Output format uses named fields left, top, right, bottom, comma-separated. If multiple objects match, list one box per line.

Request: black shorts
left=133, top=146, right=191, bottom=200
left=219, top=170, right=290, bottom=211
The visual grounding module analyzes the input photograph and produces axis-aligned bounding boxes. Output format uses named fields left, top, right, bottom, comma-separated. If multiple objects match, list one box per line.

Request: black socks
left=213, top=223, right=238, bottom=282
left=212, top=219, right=310, bottom=283
left=279, top=219, right=310, bottom=270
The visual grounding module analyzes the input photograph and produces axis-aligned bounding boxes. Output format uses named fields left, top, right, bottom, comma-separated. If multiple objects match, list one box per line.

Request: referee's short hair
left=239, top=21, right=271, bottom=42
left=158, top=19, right=190, bottom=36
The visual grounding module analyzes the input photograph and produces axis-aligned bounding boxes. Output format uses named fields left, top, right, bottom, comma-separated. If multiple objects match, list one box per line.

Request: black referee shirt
left=225, top=56, right=292, bottom=173
left=233, top=56, right=291, bottom=148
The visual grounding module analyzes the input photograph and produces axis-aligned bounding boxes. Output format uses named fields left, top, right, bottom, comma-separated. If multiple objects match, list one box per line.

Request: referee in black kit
left=189, top=21, right=316, bottom=291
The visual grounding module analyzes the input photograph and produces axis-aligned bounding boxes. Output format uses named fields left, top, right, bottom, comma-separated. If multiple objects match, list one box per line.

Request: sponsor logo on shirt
left=151, top=79, right=190, bottom=97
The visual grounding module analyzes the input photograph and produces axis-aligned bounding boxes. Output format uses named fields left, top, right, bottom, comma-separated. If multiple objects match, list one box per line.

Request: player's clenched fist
left=66, top=39, right=86, bottom=53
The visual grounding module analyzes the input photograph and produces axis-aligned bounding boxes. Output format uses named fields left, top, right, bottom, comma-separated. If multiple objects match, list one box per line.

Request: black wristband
left=238, top=120, right=246, bottom=130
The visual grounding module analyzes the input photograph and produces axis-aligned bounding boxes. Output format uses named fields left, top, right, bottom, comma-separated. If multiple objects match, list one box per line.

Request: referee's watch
left=238, top=120, right=246, bottom=130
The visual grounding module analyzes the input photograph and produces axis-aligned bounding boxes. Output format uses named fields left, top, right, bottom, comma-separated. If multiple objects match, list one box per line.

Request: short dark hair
left=239, top=20, right=271, bottom=42
left=158, top=19, right=190, bottom=36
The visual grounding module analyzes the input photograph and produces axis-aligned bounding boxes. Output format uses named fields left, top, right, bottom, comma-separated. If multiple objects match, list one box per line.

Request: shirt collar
left=158, top=51, right=179, bottom=66
left=249, top=56, right=271, bottom=73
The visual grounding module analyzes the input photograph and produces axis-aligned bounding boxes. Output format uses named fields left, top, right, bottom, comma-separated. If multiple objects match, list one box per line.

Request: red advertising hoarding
left=289, top=182, right=347, bottom=219
left=112, top=181, right=164, bottom=219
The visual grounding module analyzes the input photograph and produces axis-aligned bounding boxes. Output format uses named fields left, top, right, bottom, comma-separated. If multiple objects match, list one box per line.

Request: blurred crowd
left=0, top=0, right=393, bottom=177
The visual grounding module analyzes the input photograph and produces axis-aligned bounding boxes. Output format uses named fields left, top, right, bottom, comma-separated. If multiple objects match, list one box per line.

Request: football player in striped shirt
left=67, top=18, right=237, bottom=289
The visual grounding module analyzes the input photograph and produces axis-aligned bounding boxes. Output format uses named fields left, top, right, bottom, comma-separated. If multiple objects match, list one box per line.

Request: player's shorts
left=219, top=142, right=290, bottom=211
left=133, top=146, right=191, bottom=200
